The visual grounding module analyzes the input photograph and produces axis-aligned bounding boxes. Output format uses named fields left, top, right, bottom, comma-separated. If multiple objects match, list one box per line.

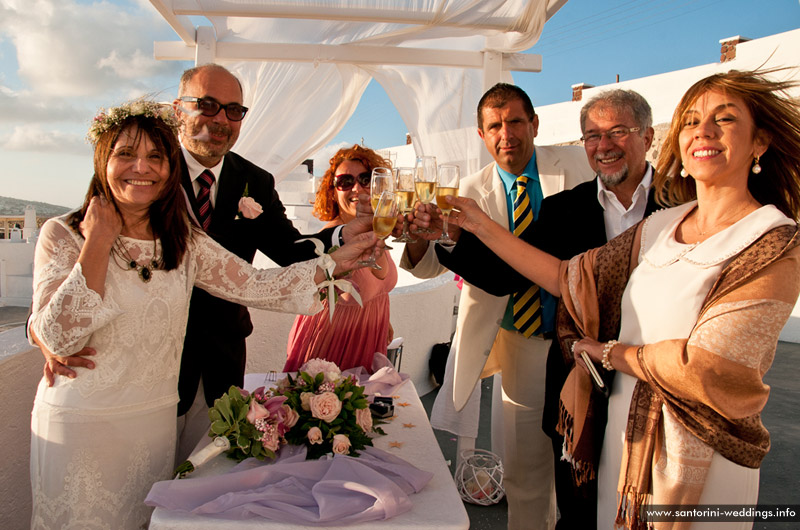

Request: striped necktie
left=196, top=170, right=215, bottom=231
left=511, top=175, right=541, bottom=338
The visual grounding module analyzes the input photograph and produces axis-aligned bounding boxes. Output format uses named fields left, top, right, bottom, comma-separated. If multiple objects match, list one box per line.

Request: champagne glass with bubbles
left=434, top=164, right=460, bottom=246
left=414, top=155, right=437, bottom=233
left=392, top=167, right=417, bottom=243
left=359, top=191, right=397, bottom=270
left=370, top=167, right=394, bottom=211
left=369, top=167, right=395, bottom=249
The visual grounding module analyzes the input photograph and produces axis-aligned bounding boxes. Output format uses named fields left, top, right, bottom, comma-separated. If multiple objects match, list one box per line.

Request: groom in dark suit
left=172, top=63, right=358, bottom=460
left=447, top=89, right=659, bottom=529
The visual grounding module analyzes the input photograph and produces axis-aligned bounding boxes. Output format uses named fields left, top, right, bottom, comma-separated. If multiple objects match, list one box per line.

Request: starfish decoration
left=396, top=402, right=411, bottom=407
left=385, top=415, right=398, bottom=421
left=402, top=423, right=416, bottom=429
left=392, top=395, right=401, bottom=399
left=388, top=441, right=404, bottom=449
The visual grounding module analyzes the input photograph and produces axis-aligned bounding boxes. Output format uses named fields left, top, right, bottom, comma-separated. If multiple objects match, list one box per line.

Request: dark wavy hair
left=68, top=113, right=190, bottom=270
left=654, top=69, right=800, bottom=220
left=313, top=145, right=392, bottom=222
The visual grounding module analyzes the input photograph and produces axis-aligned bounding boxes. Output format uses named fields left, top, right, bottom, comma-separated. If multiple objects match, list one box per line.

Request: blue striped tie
left=511, top=175, right=541, bottom=338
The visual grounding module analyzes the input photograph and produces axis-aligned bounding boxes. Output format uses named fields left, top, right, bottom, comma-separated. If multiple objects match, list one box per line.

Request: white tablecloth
left=149, top=374, right=469, bottom=529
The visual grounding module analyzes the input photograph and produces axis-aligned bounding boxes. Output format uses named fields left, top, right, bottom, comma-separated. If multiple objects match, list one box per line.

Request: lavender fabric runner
left=344, top=359, right=410, bottom=398
left=145, top=446, right=433, bottom=525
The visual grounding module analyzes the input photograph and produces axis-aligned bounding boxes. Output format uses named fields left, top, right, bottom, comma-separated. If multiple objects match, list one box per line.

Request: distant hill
left=0, top=196, right=73, bottom=217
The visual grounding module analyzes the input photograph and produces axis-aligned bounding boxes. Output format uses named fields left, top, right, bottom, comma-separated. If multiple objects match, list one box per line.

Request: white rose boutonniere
left=238, top=184, right=263, bottom=219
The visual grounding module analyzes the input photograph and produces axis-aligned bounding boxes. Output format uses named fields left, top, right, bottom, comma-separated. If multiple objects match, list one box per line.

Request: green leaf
left=216, top=394, right=233, bottom=422
left=237, top=401, right=250, bottom=422
left=210, top=420, right=229, bottom=435
left=237, top=434, right=251, bottom=451
left=208, top=409, right=223, bottom=422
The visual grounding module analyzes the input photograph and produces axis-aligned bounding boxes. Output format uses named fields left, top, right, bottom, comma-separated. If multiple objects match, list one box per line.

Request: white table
left=149, top=375, right=469, bottom=529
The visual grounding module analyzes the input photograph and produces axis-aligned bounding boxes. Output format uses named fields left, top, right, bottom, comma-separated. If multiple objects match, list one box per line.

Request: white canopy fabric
left=151, top=0, right=562, bottom=178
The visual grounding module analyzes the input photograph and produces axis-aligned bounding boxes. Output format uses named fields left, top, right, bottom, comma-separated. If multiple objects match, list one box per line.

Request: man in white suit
left=402, top=83, right=592, bottom=529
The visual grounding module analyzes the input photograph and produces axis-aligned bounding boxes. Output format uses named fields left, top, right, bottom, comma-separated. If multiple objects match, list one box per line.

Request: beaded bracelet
left=601, top=339, right=618, bottom=371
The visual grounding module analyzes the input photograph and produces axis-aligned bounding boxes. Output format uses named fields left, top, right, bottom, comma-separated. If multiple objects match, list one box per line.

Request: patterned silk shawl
left=555, top=219, right=800, bottom=529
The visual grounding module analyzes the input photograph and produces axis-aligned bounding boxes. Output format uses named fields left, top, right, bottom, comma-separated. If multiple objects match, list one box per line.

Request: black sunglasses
left=179, top=96, right=249, bottom=121
left=333, top=171, right=371, bottom=191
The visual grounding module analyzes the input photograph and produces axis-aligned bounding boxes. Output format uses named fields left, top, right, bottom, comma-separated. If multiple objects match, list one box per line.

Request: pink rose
left=332, top=434, right=351, bottom=455
left=310, top=391, right=342, bottom=423
left=307, top=426, right=323, bottom=445
left=281, top=404, right=299, bottom=429
left=355, top=407, right=373, bottom=433
left=246, top=399, right=269, bottom=424
left=300, top=392, right=315, bottom=411
left=261, top=426, right=280, bottom=452
left=238, top=196, right=263, bottom=219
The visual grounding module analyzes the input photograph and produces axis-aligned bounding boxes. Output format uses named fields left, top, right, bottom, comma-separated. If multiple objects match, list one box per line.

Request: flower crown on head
left=87, top=99, right=179, bottom=145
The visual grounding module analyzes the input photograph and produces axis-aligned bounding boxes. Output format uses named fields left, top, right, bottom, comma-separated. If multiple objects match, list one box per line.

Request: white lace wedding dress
left=29, top=216, right=325, bottom=530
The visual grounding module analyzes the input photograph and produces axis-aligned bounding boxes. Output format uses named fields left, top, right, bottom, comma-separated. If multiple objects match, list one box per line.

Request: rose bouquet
left=270, top=359, right=385, bottom=460
left=174, top=385, right=298, bottom=477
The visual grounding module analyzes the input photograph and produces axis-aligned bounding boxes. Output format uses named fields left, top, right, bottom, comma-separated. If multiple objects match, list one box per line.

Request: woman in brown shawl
left=445, top=70, right=800, bottom=529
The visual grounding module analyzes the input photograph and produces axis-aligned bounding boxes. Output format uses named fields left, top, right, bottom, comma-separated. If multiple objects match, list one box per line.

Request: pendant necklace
left=111, top=237, right=160, bottom=283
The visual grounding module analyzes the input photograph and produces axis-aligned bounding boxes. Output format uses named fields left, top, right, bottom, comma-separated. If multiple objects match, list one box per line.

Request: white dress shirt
left=597, top=163, right=653, bottom=241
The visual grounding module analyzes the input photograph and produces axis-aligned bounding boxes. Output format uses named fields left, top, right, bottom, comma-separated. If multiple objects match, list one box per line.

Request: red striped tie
left=196, top=170, right=215, bottom=231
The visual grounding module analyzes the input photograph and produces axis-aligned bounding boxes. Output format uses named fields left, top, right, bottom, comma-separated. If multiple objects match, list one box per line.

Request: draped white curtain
left=197, top=0, right=551, bottom=178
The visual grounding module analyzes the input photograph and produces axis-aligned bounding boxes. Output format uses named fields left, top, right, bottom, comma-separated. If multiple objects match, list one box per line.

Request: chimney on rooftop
left=571, top=83, right=595, bottom=102
left=719, top=36, right=750, bottom=63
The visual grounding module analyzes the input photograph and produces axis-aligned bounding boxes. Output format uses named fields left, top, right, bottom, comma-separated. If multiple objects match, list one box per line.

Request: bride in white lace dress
left=28, top=102, right=375, bottom=530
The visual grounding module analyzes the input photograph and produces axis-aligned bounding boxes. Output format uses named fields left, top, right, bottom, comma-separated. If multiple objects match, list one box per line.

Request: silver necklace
left=111, top=237, right=160, bottom=283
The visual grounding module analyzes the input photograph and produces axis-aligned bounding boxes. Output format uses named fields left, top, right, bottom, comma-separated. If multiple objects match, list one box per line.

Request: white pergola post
left=195, top=26, right=217, bottom=65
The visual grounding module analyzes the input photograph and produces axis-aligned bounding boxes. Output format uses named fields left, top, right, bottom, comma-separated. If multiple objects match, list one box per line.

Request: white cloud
left=0, top=0, right=184, bottom=99
left=2, top=124, right=88, bottom=155
left=311, top=141, right=351, bottom=175
left=0, top=84, right=88, bottom=123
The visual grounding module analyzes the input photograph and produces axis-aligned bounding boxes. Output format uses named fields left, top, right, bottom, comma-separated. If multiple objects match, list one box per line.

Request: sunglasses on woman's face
left=333, top=171, right=371, bottom=191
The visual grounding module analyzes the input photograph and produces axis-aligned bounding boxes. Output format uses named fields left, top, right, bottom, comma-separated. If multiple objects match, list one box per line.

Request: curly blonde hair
left=314, top=145, right=392, bottom=221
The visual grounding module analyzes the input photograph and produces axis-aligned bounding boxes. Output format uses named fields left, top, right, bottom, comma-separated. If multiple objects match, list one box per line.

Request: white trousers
left=492, top=328, right=556, bottom=530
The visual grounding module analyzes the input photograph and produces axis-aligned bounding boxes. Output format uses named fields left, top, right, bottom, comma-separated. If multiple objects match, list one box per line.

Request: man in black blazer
left=172, top=63, right=365, bottom=460
left=444, top=89, right=658, bottom=529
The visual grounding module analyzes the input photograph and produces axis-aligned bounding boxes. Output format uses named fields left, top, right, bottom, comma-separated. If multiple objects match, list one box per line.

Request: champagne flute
left=392, top=167, right=417, bottom=243
left=434, top=164, right=460, bottom=246
left=370, top=167, right=395, bottom=249
left=414, top=155, right=437, bottom=233
left=358, top=191, right=398, bottom=270
left=370, top=167, right=394, bottom=211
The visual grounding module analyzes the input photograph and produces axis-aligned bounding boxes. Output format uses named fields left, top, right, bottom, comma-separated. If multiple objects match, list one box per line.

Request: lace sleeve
left=191, top=231, right=323, bottom=315
left=29, top=219, right=123, bottom=356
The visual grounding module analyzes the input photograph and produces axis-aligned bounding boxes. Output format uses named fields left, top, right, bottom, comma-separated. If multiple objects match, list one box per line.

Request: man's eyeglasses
left=333, top=172, right=371, bottom=191
left=179, top=96, right=249, bottom=121
left=581, top=126, right=640, bottom=146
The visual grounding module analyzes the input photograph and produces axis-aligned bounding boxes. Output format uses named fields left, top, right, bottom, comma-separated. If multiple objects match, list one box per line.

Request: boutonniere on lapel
left=238, top=184, right=263, bottom=219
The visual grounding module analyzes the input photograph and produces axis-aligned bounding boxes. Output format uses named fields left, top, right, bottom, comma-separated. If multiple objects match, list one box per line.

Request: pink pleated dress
left=284, top=254, right=397, bottom=372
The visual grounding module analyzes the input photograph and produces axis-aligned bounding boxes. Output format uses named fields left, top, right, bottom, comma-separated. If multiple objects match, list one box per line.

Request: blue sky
left=330, top=0, right=800, bottom=150
left=1, top=0, right=798, bottom=207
